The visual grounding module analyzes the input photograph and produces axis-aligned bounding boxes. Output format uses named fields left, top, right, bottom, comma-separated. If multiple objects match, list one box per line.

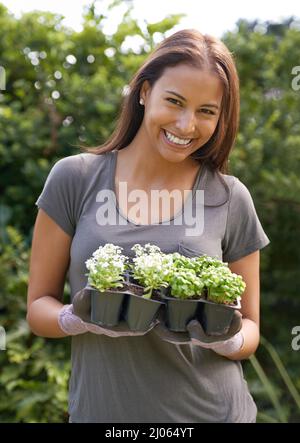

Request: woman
left=27, top=29, right=269, bottom=423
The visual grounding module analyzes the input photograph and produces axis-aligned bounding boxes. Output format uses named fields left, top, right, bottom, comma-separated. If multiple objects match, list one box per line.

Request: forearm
left=27, top=296, right=68, bottom=338
left=226, top=318, right=259, bottom=361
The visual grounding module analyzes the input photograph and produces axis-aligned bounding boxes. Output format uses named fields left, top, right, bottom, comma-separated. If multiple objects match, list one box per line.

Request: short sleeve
left=35, top=155, right=84, bottom=237
left=222, top=178, right=270, bottom=262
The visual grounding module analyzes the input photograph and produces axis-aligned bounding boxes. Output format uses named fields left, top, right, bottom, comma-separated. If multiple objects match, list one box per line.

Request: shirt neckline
left=108, top=149, right=205, bottom=227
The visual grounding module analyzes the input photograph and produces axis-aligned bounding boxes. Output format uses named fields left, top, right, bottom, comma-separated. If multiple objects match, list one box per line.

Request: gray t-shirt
left=36, top=150, right=269, bottom=423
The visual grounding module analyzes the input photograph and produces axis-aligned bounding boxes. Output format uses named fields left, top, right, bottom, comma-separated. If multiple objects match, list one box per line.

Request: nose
left=175, top=110, right=196, bottom=136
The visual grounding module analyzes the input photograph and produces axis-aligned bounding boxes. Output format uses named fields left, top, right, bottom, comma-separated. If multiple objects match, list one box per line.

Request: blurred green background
left=0, top=0, right=300, bottom=423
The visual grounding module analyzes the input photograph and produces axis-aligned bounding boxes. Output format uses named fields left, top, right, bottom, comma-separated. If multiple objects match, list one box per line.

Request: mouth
left=162, top=129, right=193, bottom=149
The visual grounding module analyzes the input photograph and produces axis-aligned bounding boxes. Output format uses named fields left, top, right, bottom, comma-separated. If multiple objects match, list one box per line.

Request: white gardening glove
left=153, top=309, right=244, bottom=356
left=58, top=304, right=102, bottom=336
left=186, top=310, right=244, bottom=356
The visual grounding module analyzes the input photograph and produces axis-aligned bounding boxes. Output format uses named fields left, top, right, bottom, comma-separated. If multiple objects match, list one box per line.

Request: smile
left=163, top=129, right=193, bottom=146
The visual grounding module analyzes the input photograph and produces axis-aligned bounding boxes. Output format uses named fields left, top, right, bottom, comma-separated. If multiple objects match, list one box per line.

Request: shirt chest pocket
left=178, top=241, right=223, bottom=260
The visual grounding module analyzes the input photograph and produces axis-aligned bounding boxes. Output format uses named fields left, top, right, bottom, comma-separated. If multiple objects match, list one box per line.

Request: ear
left=140, top=80, right=151, bottom=103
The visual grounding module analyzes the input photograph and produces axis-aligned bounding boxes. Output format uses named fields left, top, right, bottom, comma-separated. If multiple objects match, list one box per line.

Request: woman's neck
left=117, top=138, right=199, bottom=189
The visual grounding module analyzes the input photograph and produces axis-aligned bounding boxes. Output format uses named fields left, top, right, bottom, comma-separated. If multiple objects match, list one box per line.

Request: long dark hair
left=84, top=29, right=240, bottom=173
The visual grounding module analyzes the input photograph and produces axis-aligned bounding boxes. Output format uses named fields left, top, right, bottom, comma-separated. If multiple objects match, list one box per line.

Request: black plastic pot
left=161, top=295, right=203, bottom=332
left=90, top=287, right=129, bottom=327
left=198, top=297, right=241, bottom=336
left=124, top=289, right=165, bottom=331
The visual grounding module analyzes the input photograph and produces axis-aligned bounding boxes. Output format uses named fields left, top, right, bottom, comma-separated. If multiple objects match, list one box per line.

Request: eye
left=200, top=108, right=216, bottom=116
left=166, top=97, right=182, bottom=106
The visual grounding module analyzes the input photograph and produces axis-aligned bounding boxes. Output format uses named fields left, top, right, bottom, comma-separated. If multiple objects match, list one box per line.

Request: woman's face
left=140, top=63, right=223, bottom=163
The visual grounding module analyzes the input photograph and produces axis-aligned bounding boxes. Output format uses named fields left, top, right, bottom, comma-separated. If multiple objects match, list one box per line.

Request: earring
left=139, top=98, right=144, bottom=106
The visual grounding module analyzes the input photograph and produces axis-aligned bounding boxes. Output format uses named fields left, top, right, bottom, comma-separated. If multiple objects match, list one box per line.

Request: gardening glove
left=186, top=310, right=244, bottom=356
left=70, top=287, right=157, bottom=337
left=58, top=303, right=97, bottom=336
left=152, top=310, right=243, bottom=351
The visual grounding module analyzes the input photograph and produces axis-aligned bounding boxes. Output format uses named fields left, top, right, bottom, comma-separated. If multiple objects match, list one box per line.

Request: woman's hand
left=152, top=309, right=244, bottom=356
left=58, top=304, right=91, bottom=335
left=186, top=310, right=244, bottom=356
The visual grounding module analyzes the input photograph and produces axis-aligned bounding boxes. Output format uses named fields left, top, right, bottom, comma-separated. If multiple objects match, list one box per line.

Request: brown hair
left=84, top=29, right=240, bottom=173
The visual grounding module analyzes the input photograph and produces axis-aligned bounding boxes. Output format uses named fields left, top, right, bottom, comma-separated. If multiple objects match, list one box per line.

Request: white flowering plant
left=85, top=244, right=128, bottom=292
left=130, top=244, right=173, bottom=299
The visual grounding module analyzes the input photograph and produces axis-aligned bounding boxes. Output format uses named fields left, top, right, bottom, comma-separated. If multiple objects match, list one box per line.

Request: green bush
left=0, top=225, right=71, bottom=422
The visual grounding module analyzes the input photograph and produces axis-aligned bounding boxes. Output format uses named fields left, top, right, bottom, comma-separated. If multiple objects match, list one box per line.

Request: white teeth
left=164, top=130, right=192, bottom=146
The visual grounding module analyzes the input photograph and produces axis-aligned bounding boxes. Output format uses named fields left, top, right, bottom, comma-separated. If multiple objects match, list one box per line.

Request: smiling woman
left=137, top=65, right=223, bottom=163
left=86, top=29, right=239, bottom=172
left=27, top=29, right=269, bottom=423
